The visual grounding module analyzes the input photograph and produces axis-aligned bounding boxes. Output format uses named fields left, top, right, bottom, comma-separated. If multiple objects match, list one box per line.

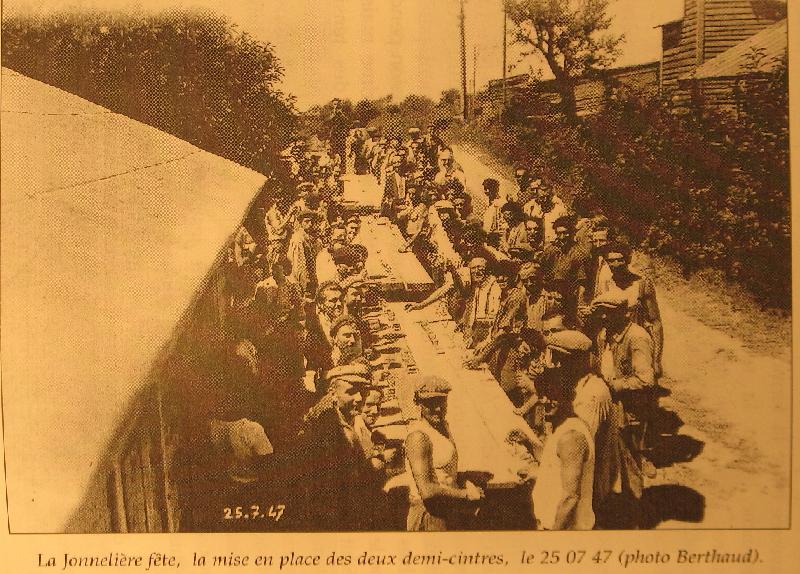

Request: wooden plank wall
left=704, top=0, right=780, bottom=61
left=663, top=0, right=783, bottom=109
left=662, top=0, right=699, bottom=96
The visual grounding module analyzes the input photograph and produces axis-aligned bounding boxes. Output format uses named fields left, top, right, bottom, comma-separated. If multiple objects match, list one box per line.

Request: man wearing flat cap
left=531, top=329, right=608, bottom=530
left=592, top=293, right=656, bottom=511
left=593, top=295, right=656, bottom=395
left=296, top=362, right=382, bottom=530
left=404, top=376, right=484, bottom=530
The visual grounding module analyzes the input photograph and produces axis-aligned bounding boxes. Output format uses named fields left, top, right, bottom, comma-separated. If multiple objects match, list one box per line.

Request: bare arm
left=267, top=205, right=297, bottom=233
left=551, top=429, right=589, bottom=530
left=405, top=431, right=477, bottom=502
left=407, top=271, right=455, bottom=311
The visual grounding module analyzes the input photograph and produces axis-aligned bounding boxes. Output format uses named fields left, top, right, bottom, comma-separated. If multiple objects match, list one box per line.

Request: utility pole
left=472, top=45, right=478, bottom=114
left=459, top=0, right=469, bottom=120
left=502, top=3, right=508, bottom=108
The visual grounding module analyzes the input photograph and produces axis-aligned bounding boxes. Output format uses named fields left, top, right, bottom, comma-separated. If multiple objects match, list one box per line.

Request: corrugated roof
left=1, top=68, right=266, bottom=532
left=686, top=19, right=787, bottom=80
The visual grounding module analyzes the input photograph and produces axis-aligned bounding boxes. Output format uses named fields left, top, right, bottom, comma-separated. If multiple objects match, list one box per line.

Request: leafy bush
left=457, top=61, right=790, bottom=308
left=2, top=10, right=298, bottom=177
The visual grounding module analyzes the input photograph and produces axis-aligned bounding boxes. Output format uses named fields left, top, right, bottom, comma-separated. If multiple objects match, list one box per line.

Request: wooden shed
left=482, top=61, right=660, bottom=119
left=658, top=0, right=786, bottom=108
left=677, top=18, right=787, bottom=116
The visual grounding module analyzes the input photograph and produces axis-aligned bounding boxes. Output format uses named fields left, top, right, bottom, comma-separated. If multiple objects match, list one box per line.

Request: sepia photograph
left=0, top=0, right=794, bottom=546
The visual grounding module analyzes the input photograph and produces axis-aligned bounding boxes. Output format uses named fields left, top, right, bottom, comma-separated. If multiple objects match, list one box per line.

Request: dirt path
left=451, top=142, right=792, bottom=529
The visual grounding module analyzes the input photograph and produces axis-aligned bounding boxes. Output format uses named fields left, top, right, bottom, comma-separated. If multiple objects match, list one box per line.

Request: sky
left=5, top=0, right=686, bottom=109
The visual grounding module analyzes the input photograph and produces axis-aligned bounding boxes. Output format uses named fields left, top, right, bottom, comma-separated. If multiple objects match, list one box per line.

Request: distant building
left=483, top=61, right=661, bottom=119
left=658, top=0, right=787, bottom=111
left=480, top=0, right=786, bottom=121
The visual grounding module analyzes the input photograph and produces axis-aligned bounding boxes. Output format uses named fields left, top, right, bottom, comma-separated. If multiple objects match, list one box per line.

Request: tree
left=438, top=88, right=462, bottom=116
left=353, top=99, right=380, bottom=126
left=1, top=10, right=298, bottom=177
left=504, top=0, right=623, bottom=120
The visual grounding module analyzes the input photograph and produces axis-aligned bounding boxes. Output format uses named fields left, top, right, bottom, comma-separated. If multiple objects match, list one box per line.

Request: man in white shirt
left=531, top=330, right=600, bottom=530
left=523, top=183, right=568, bottom=245
left=481, top=178, right=506, bottom=249
left=460, top=257, right=501, bottom=348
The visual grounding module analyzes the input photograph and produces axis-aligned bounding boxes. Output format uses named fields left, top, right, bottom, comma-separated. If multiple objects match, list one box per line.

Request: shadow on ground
left=641, top=484, right=706, bottom=528
left=650, top=407, right=705, bottom=468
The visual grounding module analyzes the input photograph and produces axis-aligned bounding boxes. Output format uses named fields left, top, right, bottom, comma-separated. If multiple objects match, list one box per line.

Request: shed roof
left=1, top=68, right=266, bottom=532
left=686, top=19, right=787, bottom=80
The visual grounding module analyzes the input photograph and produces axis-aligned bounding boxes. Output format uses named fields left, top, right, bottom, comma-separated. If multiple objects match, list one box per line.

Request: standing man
left=481, top=178, right=506, bottom=249
left=597, top=241, right=664, bottom=378
left=539, top=215, right=590, bottom=323
left=326, top=98, right=350, bottom=173
left=404, top=376, right=484, bottom=531
left=593, top=295, right=656, bottom=494
left=513, top=166, right=530, bottom=203
left=524, top=183, right=568, bottom=245
left=297, top=364, right=377, bottom=530
left=287, top=209, right=321, bottom=300
left=531, top=331, right=597, bottom=530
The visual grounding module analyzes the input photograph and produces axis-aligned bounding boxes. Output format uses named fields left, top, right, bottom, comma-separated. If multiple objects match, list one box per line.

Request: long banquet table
left=340, top=173, right=383, bottom=212
left=369, top=301, right=539, bottom=490
left=356, top=215, right=434, bottom=297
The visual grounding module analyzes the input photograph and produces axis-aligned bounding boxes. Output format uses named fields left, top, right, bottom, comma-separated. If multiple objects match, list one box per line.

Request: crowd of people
left=184, top=114, right=667, bottom=533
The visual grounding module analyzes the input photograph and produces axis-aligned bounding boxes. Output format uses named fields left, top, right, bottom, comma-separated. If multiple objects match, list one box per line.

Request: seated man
left=466, top=260, right=525, bottom=368
left=345, top=214, right=363, bottom=244
left=315, top=224, right=348, bottom=286
left=341, top=275, right=373, bottom=348
left=519, top=261, right=549, bottom=332
left=500, top=201, right=533, bottom=256
left=495, top=327, right=547, bottom=408
left=330, top=314, right=367, bottom=367
left=303, top=280, right=344, bottom=375
left=460, top=257, right=502, bottom=348
left=324, top=244, right=365, bottom=284
left=353, top=388, right=383, bottom=460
